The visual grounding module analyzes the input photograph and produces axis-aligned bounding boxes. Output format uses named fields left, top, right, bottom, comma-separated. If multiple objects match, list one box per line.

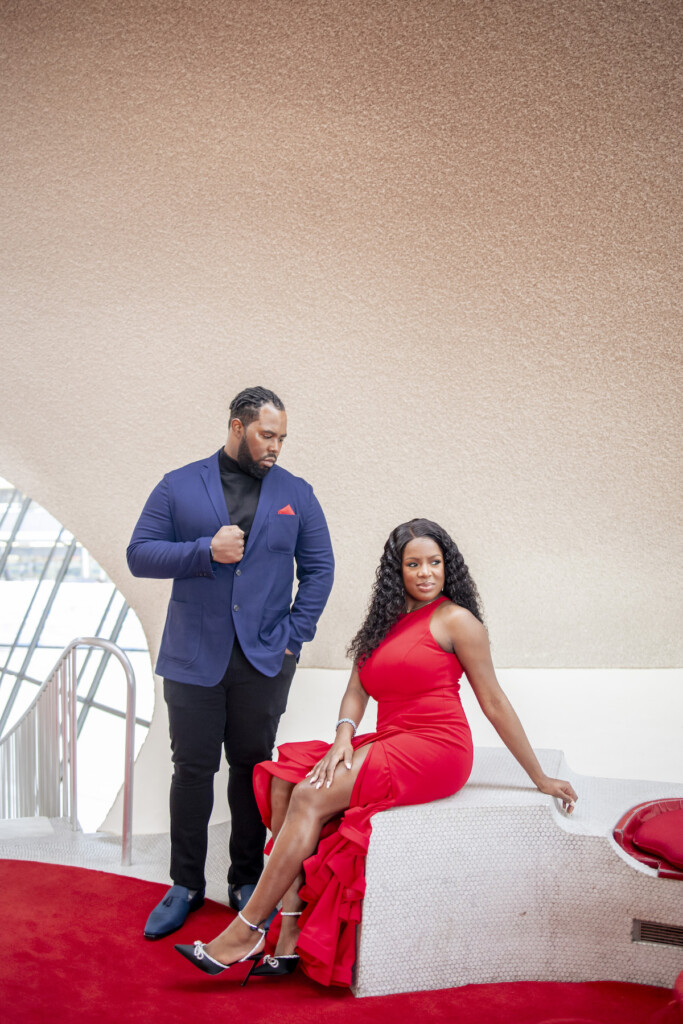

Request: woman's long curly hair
left=347, top=518, right=484, bottom=667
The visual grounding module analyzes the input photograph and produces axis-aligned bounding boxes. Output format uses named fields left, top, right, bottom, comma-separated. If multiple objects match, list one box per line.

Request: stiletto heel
left=242, top=910, right=302, bottom=984
left=175, top=911, right=266, bottom=977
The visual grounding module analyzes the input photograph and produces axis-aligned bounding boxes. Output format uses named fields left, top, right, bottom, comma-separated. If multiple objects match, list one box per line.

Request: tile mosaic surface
left=354, top=748, right=683, bottom=997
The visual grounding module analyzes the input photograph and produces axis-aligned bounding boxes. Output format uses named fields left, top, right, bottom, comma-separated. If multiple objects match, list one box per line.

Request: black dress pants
left=164, top=639, right=296, bottom=892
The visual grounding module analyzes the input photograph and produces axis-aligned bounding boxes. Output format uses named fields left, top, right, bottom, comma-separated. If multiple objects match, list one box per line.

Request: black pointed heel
left=245, top=953, right=300, bottom=982
left=241, top=910, right=301, bottom=986
left=174, top=911, right=265, bottom=978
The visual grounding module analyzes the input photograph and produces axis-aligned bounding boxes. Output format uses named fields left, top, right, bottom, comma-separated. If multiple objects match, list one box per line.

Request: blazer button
left=233, top=604, right=239, bottom=611
left=235, top=569, right=242, bottom=576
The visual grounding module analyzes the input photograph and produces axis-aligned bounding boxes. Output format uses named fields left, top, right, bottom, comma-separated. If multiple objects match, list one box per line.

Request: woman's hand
left=306, top=741, right=354, bottom=790
left=536, top=775, right=578, bottom=813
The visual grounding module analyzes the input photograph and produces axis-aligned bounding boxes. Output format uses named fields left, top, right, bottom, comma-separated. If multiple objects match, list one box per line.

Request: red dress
left=252, top=596, right=473, bottom=986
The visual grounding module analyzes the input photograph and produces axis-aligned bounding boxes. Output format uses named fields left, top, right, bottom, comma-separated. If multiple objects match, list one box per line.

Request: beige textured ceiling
left=1, top=0, right=681, bottom=667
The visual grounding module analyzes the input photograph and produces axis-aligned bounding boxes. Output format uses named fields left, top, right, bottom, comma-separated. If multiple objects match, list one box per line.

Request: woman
left=176, top=519, right=578, bottom=986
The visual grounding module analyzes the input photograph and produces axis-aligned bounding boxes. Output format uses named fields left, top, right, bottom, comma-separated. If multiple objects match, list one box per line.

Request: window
left=0, top=476, right=154, bottom=830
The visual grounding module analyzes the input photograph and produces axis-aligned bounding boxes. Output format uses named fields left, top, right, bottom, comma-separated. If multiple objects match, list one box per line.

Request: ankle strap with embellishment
left=237, top=910, right=267, bottom=961
left=238, top=910, right=266, bottom=935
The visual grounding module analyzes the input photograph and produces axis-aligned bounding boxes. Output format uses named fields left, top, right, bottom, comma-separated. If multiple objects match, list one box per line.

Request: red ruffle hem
left=254, top=736, right=393, bottom=987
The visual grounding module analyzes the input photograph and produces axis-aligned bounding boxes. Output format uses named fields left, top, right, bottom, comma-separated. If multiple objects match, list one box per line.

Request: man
left=127, top=386, right=334, bottom=939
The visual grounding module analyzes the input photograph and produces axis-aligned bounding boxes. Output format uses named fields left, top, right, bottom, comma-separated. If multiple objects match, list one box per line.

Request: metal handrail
left=0, top=637, right=136, bottom=865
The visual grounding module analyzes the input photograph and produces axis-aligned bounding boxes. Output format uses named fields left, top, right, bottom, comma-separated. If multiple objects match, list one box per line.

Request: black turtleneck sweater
left=218, top=449, right=262, bottom=541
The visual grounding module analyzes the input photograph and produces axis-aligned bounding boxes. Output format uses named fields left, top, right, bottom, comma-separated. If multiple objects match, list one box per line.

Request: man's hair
left=229, top=386, right=285, bottom=428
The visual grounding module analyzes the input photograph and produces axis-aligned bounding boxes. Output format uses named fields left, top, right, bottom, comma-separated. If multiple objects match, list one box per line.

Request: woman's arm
left=433, top=605, right=578, bottom=812
left=306, top=664, right=370, bottom=789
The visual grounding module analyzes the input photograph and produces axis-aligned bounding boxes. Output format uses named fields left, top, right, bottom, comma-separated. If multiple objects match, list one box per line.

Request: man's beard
left=237, top=434, right=274, bottom=480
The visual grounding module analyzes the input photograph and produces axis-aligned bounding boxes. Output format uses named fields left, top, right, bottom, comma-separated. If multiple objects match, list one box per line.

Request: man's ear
left=229, top=417, right=244, bottom=439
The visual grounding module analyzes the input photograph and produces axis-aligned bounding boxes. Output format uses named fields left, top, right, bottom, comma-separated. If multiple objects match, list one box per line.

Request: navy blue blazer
left=127, top=451, right=334, bottom=685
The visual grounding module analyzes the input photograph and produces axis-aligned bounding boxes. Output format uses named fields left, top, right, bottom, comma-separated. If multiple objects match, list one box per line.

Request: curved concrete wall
left=1, top=2, right=681, bottom=829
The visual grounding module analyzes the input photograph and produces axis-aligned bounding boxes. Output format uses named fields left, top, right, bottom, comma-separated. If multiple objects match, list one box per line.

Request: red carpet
left=0, top=860, right=673, bottom=1024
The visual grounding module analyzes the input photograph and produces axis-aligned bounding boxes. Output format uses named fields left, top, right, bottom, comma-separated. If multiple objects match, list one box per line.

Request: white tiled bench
left=353, top=747, right=683, bottom=998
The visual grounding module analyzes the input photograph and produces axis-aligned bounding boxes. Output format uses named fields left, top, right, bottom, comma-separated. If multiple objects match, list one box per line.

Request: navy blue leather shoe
left=144, top=885, right=205, bottom=940
left=228, top=883, right=277, bottom=929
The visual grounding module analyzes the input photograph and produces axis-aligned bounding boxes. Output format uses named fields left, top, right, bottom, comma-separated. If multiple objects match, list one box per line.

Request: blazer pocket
left=266, top=512, right=299, bottom=554
left=258, top=604, right=290, bottom=648
left=161, top=599, right=203, bottom=666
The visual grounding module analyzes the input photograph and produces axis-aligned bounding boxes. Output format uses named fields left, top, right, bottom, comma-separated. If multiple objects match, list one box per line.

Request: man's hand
left=211, top=525, right=245, bottom=563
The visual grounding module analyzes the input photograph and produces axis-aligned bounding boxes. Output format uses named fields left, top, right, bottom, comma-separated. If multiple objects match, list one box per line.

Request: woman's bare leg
left=269, top=777, right=294, bottom=841
left=271, top=873, right=305, bottom=956
left=264, top=777, right=302, bottom=956
left=204, top=746, right=370, bottom=965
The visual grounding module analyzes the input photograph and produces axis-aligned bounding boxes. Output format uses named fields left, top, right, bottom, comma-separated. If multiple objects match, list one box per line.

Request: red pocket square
left=277, top=504, right=295, bottom=515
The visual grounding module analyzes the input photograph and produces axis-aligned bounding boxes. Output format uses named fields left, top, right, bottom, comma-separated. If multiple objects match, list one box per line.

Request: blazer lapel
left=244, top=465, right=278, bottom=555
left=201, top=451, right=231, bottom=527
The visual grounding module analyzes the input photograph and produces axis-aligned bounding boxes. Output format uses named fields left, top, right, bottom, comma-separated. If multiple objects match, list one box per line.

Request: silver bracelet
left=336, top=717, right=358, bottom=736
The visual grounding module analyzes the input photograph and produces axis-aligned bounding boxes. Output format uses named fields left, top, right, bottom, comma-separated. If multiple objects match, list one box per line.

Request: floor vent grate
left=632, top=919, right=683, bottom=947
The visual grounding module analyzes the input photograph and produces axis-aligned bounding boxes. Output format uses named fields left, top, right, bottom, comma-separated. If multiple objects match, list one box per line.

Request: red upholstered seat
left=634, top=810, right=683, bottom=869
left=613, top=799, right=683, bottom=879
